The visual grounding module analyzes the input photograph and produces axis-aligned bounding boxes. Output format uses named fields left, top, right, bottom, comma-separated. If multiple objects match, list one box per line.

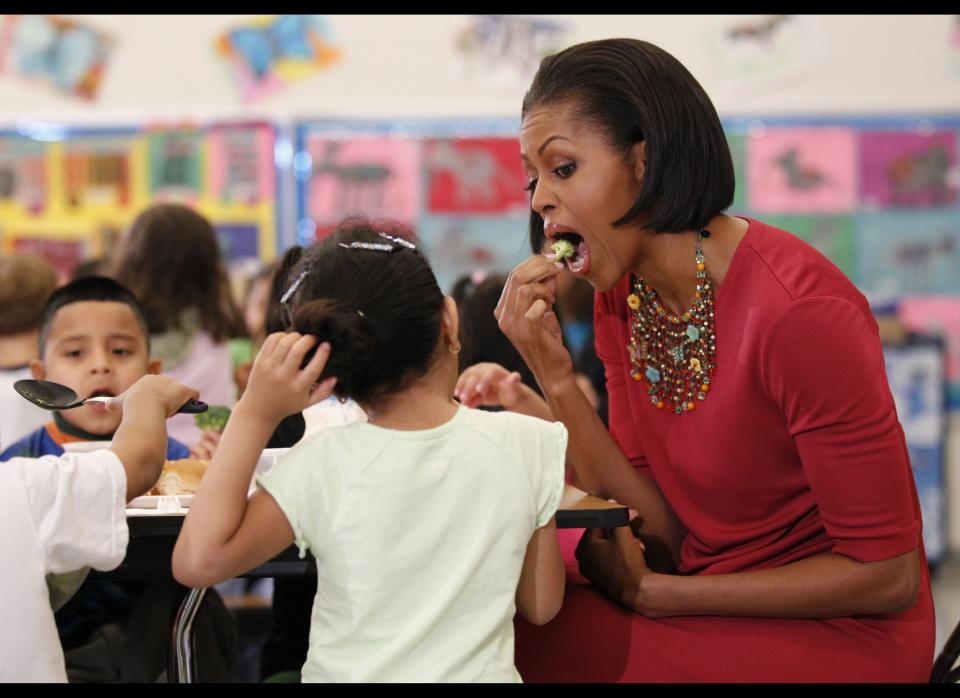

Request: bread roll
left=149, top=458, right=208, bottom=496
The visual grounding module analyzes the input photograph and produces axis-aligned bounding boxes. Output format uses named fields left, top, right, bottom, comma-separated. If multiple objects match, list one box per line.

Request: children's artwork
left=207, top=124, right=276, bottom=205
left=214, top=222, right=260, bottom=262
left=304, top=137, right=420, bottom=226
left=725, top=132, right=748, bottom=212
left=763, top=216, right=857, bottom=281
left=883, top=341, right=947, bottom=562
left=747, top=127, right=858, bottom=213
left=703, top=15, right=827, bottom=91
left=148, top=130, right=203, bottom=201
left=860, top=131, right=957, bottom=209
left=0, top=136, right=47, bottom=214
left=455, top=15, right=570, bottom=89
left=0, top=15, right=113, bottom=100
left=417, top=216, right=530, bottom=295
left=215, top=15, right=341, bottom=103
left=63, top=136, right=133, bottom=209
left=949, top=15, right=960, bottom=77
left=897, top=296, right=960, bottom=405
left=856, top=213, right=960, bottom=297
left=425, top=138, right=528, bottom=215
left=12, top=236, right=87, bottom=282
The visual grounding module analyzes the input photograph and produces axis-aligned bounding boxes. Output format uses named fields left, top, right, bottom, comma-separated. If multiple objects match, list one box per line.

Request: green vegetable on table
left=194, top=405, right=232, bottom=432
left=551, top=239, right=576, bottom=261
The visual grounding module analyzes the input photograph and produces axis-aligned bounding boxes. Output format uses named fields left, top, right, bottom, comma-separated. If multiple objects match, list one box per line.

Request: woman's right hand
left=495, top=255, right=574, bottom=393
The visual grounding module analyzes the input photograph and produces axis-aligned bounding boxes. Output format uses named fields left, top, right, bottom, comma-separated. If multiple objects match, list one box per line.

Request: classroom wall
left=3, top=14, right=960, bottom=557
left=0, top=14, right=956, bottom=124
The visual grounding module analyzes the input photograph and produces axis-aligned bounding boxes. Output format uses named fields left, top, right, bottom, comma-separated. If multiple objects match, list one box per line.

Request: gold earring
left=449, top=342, right=462, bottom=355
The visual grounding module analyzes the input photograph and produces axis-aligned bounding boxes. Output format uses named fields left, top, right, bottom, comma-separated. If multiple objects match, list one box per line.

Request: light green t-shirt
left=258, top=405, right=567, bottom=683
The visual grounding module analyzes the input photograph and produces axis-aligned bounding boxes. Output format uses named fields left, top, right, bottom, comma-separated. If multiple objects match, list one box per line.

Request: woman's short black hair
left=522, top=37, right=734, bottom=246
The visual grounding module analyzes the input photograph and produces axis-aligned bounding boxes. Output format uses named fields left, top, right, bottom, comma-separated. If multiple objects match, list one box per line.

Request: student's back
left=174, top=219, right=567, bottom=683
left=264, top=406, right=563, bottom=682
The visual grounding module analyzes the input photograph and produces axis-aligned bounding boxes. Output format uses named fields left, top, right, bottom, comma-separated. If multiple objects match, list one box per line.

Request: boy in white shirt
left=0, top=374, right=198, bottom=682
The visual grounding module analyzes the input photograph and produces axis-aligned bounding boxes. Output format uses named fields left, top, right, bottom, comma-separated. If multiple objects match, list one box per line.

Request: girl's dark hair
left=522, top=37, right=735, bottom=250
left=111, top=203, right=246, bottom=341
left=454, top=272, right=540, bottom=396
left=285, top=217, right=444, bottom=407
left=264, top=246, right=303, bottom=336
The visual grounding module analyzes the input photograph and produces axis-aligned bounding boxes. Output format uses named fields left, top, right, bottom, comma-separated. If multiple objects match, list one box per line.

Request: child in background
left=110, top=203, right=246, bottom=449
left=0, top=373, right=198, bottom=682
left=0, top=276, right=190, bottom=462
left=174, top=220, right=567, bottom=682
left=0, top=254, right=58, bottom=450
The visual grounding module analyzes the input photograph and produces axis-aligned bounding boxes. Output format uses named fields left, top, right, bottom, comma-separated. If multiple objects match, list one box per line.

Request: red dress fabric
left=515, top=218, right=935, bottom=682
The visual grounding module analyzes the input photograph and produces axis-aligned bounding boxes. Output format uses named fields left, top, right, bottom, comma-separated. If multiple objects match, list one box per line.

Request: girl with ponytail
left=173, top=218, right=568, bottom=682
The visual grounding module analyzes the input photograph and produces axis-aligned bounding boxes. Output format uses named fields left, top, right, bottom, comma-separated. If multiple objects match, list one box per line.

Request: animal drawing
left=427, top=141, right=502, bottom=206
left=313, top=142, right=392, bottom=214
left=775, top=148, right=828, bottom=190
left=886, top=145, right=952, bottom=206
left=728, top=15, right=791, bottom=46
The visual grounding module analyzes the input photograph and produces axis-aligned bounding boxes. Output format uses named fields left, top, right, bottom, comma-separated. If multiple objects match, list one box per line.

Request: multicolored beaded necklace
left=626, top=229, right=716, bottom=415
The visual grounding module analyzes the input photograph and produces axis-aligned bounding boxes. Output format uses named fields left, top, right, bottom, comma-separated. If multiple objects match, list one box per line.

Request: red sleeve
left=760, top=296, right=920, bottom=563
left=594, top=288, right=650, bottom=476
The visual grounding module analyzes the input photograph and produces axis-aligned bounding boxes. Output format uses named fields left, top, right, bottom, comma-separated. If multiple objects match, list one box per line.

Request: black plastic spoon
left=14, top=379, right=208, bottom=414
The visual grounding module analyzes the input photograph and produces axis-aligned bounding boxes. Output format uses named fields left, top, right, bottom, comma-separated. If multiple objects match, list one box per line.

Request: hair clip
left=377, top=232, right=416, bottom=249
left=338, top=241, right=395, bottom=252
left=280, top=269, right=309, bottom=305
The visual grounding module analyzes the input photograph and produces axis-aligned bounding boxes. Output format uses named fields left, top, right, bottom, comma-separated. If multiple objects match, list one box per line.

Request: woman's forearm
left=639, top=549, right=921, bottom=619
left=543, top=376, right=685, bottom=571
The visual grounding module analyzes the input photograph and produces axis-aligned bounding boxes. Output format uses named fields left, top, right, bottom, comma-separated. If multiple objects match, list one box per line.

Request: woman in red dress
left=461, top=38, right=935, bottom=682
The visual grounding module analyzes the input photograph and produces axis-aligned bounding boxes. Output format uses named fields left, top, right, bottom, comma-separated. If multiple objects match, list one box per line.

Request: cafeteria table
left=90, top=484, right=629, bottom=682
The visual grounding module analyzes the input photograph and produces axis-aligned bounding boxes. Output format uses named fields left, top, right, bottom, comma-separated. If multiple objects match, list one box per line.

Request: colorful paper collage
left=883, top=342, right=947, bottom=561
left=860, top=131, right=957, bottom=209
left=455, top=15, right=570, bottom=89
left=705, top=15, right=826, bottom=89
left=215, top=15, right=341, bottom=103
left=726, top=132, right=748, bottom=213
left=746, top=127, right=858, bottom=213
left=0, top=136, right=47, bottom=214
left=147, top=130, right=203, bottom=201
left=63, top=136, right=134, bottom=210
left=207, top=124, right=276, bottom=205
left=417, top=216, right=531, bottom=295
left=305, top=137, right=421, bottom=227
left=425, top=138, right=528, bottom=215
left=856, top=213, right=960, bottom=297
left=763, top=215, right=858, bottom=281
left=0, top=15, right=114, bottom=100
left=897, top=296, right=960, bottom=399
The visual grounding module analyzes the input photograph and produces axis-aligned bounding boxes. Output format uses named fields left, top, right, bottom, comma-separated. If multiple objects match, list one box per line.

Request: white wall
left=0, top=14, right=956, bottom=126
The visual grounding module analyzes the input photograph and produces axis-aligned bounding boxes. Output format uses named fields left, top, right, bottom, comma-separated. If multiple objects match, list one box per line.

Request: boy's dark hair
left=111, top=203, right=246, bottom=341
left=38, top=275, right=150, bottom=355
left=284, top=217, right=444, bottom=407
left=0, top=254, right=57, bottom=335
left=522, top=37, right=735, bottom=251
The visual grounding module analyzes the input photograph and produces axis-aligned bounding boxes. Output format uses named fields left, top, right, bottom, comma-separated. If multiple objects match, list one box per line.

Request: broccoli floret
left=551, top=239, right=576, bottom=261
left=194, top=405, right=231, bottom=432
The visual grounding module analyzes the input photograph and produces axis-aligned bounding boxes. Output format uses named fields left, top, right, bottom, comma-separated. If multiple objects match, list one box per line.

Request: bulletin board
left=0, top=121, right=281, bottom=281
left=722, top=114, right=960, bottom=406
left=293, top=118, right=531, bottom=295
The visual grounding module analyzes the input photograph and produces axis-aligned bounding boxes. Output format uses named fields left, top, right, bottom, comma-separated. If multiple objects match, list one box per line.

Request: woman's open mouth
left=552, top=231, right=589, bottom=274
